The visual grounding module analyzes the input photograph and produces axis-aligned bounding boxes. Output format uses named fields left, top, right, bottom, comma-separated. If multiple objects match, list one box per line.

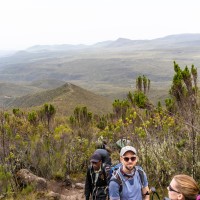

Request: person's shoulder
left=135, top=165, right=148, bottom=186
left=109, top=175, right=121, bottom=187
left=109, top=179, right=120, bottom=186
left=135, top=165, right=143, bottom=170
left=135, top=166, right=146, bottom=177
left=135, top=165, right=146, bottom=174
left=109, top=170, right=123, bottom=192
left=110, top=167, right=123, bottom=181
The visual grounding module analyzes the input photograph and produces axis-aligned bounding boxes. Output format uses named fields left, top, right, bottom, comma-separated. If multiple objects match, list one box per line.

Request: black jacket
left=85, top=163, right=111, bottom=200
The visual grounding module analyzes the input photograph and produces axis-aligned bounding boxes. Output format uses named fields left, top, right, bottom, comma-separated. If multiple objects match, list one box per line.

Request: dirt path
left=47, top=180, right=85, bottom=199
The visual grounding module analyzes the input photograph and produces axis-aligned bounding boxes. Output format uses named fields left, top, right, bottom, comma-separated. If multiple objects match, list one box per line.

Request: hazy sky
left=0, top=0, right=200, bottom=50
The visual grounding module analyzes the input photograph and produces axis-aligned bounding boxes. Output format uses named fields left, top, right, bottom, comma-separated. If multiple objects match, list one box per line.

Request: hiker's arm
left=142, top=186, right=150, bottom=200
left=84, top=169, right=92, bottom=200
left=109, top=180, right=120, bottom=200
left=141, top=170, right=150, bottom=200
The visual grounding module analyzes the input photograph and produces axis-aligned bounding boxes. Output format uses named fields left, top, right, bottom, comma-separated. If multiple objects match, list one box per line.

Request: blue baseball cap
left=90, top=153, right=102, bottom=162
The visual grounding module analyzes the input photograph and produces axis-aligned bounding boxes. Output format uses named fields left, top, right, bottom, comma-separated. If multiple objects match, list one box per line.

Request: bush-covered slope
left=4, top=82, right=113, bottom=115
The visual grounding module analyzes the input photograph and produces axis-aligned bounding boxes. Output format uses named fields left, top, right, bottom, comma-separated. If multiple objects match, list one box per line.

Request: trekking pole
left=150, top=187, right=161, bottom=200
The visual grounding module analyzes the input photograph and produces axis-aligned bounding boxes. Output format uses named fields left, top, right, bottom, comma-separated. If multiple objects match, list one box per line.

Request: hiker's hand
left=142, top=186, right=150, bottom=200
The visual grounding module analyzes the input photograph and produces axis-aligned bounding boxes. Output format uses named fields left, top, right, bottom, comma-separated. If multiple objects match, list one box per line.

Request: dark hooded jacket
left=85, top=163, right=111, bottom=200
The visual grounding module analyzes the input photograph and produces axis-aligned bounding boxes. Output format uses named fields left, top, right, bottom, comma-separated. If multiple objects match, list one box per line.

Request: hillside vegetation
left=0, top=62, right=199, bottom=199
left=0, top=34, right=200, bottom=199
left=4, top=82, right=113, bottom=116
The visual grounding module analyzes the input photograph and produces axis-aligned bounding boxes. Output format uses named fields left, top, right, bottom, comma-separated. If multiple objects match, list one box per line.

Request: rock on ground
left=16, top=169, right=85, bottom=199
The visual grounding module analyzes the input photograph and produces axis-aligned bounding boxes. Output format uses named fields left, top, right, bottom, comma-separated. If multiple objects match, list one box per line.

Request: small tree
left=42, top=104, right=56, bottom=131
left=169, top=61, right=199, bottom=178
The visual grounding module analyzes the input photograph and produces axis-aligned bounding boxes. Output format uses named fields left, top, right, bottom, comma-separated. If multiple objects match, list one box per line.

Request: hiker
left=102, top=140, right=112, bottom=154
left=85, top=152, right=111, bottom=200
left=166, top=174, right=200, bottom=200
left=109, top=146, right=150, bottom=200
left=97, top=140, right=111, bottom=152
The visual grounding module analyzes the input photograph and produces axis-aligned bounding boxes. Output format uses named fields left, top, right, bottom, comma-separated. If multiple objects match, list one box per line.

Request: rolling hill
left=4, top=82, right=113, bottom=116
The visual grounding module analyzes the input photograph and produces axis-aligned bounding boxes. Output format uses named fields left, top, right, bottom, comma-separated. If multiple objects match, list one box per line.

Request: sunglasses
left=167, top=185, right=180, bottom=193
left=123, top=156, right=137, bottom=162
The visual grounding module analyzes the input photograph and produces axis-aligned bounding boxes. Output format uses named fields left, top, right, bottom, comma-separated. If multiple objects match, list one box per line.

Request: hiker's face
left=91, top=160, right=102, bottom=170
left=167, top=178, right=183, bottom=200
left=120, top=151, right=137, bottom=171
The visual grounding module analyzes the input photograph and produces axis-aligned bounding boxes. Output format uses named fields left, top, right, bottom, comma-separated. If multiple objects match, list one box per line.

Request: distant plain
left=1, top=34, right=200, bottom=111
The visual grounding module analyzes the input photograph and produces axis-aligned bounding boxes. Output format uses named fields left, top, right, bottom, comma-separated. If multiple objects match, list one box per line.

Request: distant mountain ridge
left=24, top=33, right=200, bottom=51
left=26, top=44, right=88, bottom=52
left=1, top=33, right=200, bottom=105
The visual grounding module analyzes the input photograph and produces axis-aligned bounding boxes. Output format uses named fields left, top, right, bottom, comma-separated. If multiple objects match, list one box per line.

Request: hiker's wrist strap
left=144, top=191, right=150, bottom=195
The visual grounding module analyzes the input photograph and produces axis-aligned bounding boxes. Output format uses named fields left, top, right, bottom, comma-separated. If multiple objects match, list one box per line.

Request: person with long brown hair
left=167, top=174, right=200, bottom=200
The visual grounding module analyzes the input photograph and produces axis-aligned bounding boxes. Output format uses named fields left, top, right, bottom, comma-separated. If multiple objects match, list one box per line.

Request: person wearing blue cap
left=85, top=152, right=111, bottom=200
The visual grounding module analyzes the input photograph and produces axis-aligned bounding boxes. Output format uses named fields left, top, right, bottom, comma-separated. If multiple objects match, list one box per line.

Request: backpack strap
left=135, top=166, right=145, bottom=187
left=102, top=163, right=107, bottom=181
left=110, top=170, right=123, bottom=193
